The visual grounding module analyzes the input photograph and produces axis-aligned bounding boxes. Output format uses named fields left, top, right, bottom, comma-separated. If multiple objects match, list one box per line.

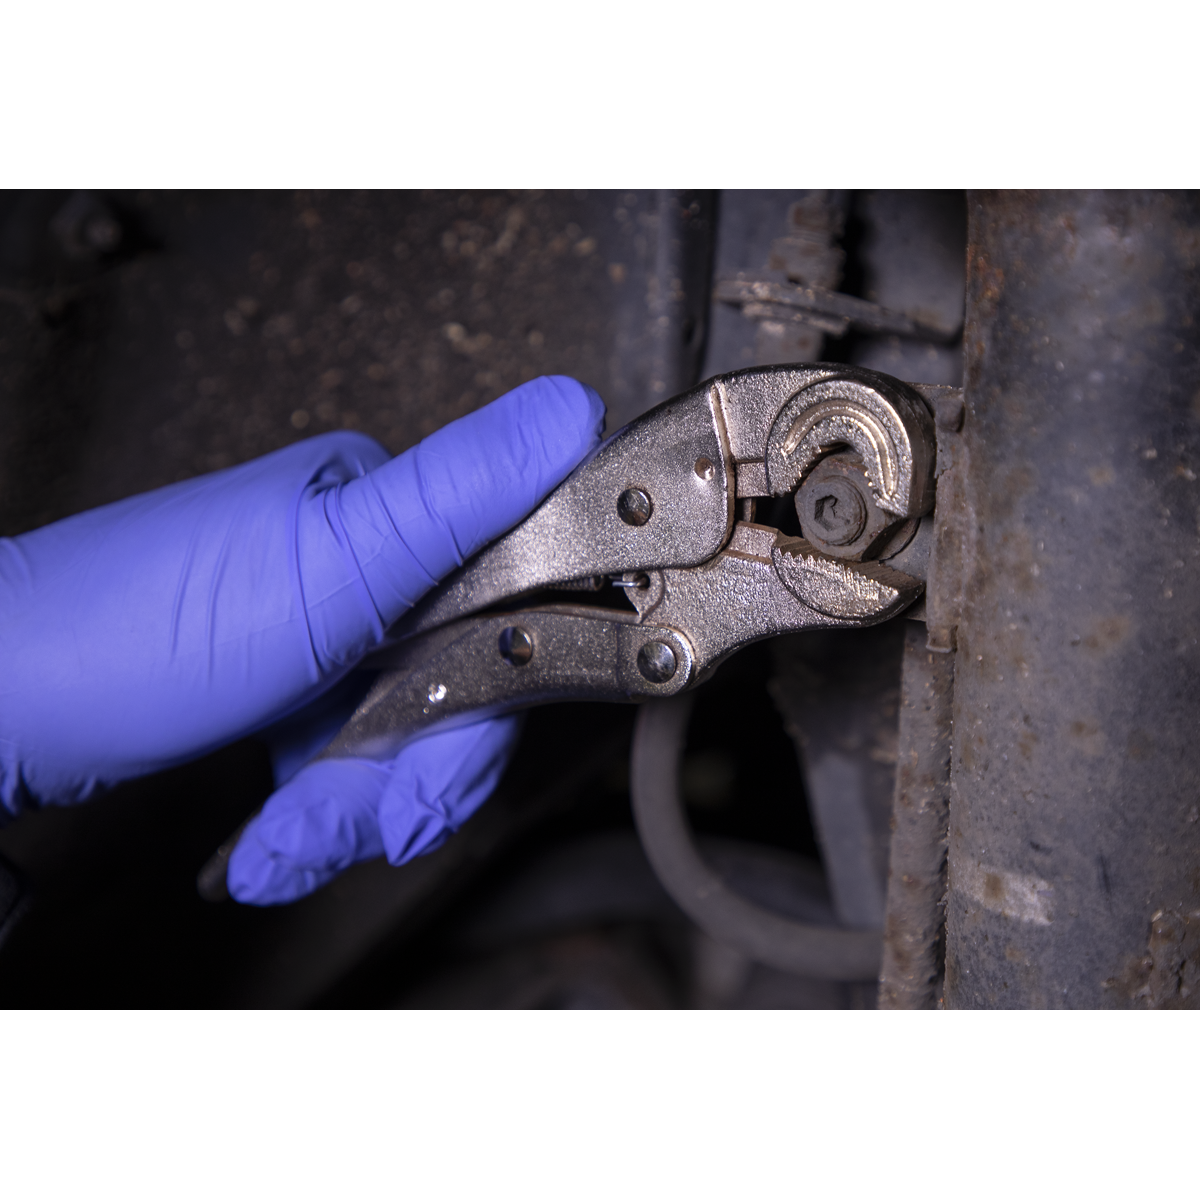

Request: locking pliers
left=322, top=363, right=939, bottom=761
left=198, top=363, right=945, bottom=902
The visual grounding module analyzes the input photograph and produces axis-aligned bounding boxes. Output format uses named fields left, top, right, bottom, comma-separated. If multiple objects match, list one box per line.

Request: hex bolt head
left=797, top=475, right=868, bottom=546
left=498, top=626, right=534, bottom=666
left=637, top=640, right=677, bottom=683
left=793, top=452, right=914, bottom=561
left=617, top=487, right=653, bottom=526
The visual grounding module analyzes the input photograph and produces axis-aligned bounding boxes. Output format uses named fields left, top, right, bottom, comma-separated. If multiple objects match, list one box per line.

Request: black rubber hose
left=630, top=694, right=883, bottom=981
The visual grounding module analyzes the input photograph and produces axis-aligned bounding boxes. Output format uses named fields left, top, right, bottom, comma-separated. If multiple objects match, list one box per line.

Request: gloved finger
left=227, top=714, right=522, bottom=905
left=377, top=714, right=522, bottom=864
left=297, top=376, right=606, bottom=668
left=352, top=375, right=606, bottom=589
left=226, top=758, right=389, bottom=905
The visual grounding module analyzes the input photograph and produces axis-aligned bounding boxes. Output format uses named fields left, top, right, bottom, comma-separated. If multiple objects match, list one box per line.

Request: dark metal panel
left=945, top=191, right=1200, bottom=1008
left=848, top=190, right=966, bottom=387
left=610, top=189, right=716, bottom=425
left=0, top=190, right=716, bottom=536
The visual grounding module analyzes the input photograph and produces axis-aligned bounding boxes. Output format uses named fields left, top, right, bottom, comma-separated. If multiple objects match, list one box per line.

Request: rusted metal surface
left=918, top=377, right=973, bottom=653
left=878, top=623, right=954, bottom=1009
left=0, top=190, right=714, bottom=536
left=945, top=191, right=1200, bottom=1008
left=713, top=275, right=954, bottom=340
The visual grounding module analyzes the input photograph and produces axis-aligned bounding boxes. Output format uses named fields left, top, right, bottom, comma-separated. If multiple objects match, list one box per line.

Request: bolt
left=498, top=626, right=533, bottom=666
left=798, top=475, right=867, bottom=546
left=793, top=451, right=912, bottom=561
left=637, top=640, right=677, bottom=683
left=617, top=487, right=653, bottom=526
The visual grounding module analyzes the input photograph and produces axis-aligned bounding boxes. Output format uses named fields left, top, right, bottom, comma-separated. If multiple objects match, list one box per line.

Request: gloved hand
left=0, top=376, right=606, bottom=903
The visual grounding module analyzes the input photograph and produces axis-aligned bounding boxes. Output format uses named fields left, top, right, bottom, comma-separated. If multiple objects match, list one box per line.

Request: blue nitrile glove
left=0, top=376, right=605, bottom=904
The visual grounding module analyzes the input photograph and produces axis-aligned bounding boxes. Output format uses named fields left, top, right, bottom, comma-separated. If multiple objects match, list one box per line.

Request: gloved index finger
left=331, top=375, right=605, bottom=622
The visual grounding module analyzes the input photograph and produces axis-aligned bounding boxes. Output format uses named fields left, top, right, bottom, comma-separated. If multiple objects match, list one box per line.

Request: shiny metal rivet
left=694, top=456, right=715, bottom=481
left=617, top=487, right=653, bottom=526
left=637, top=640, right=677, bottom=683
left=427, top=683, right=447, bottom=704
left=498, top=626, right=534, bottom=666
